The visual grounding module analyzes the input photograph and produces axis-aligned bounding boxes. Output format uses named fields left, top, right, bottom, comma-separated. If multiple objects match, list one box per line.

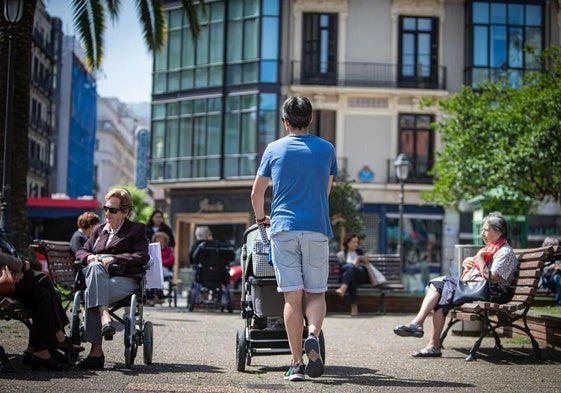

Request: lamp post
left=394, top=153, right=410, bottom=270
left=1, top=0, right=24, bottom=238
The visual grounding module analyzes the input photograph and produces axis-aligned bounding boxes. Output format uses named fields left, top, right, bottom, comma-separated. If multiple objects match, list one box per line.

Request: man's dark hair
left=282, top=96, right=312, bottom=129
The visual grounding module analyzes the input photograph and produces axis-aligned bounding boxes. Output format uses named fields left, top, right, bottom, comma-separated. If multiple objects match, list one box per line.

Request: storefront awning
left=27, top=197, right=102, bottom=219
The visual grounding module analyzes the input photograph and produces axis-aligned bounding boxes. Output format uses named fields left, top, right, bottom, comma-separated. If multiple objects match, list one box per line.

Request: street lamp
left=1, top=0, right=24, bottom=238
left=394, top=153, right=410, bottom=270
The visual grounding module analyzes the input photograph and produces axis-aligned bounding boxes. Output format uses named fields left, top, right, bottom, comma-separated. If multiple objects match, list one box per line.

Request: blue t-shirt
left=257, top=134, right=338, bottom=238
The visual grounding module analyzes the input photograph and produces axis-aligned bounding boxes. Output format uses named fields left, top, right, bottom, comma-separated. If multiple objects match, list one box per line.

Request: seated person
left=146, top=231, right=174, bottom=305
left=393, top=212, right=518, bottom=358
left=538, top=237, right=561, bottom=305
left=74, top=188, right=149, bottom=370
left=70, top=211, right=100, bottom=254
left=335, top=233, right=370, bottom=316
left=0, top=229, right=83, bottom=371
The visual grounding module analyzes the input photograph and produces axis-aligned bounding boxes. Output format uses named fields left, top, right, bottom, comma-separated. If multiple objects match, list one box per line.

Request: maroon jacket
left=75, top=219, right=150, bottom=278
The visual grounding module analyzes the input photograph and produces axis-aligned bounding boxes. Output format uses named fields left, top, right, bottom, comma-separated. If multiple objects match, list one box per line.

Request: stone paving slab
left=1, top=299, right=560, bottom=392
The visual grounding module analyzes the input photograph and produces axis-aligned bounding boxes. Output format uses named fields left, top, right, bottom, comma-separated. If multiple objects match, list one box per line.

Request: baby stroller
left=235, top=224, right=325, bottom=372
left=187, top=240, right=235, bottom=313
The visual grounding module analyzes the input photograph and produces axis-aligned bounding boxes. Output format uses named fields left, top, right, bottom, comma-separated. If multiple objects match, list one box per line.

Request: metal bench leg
left=440, top=317, right=460, bottom=349
left=466, top=325, right=488, bottom=362
left=379, top=292, right=386, bottom=315
left=523, top=318, right=543, bottom=360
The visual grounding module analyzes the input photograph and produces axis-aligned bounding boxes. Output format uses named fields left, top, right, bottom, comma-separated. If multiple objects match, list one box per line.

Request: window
left=466, top=1, right=543, bottom=87
left=309, top=110, right=336, bottom=146
left=302, top=13, right=338, bottom=85
left=398, top=16, right=439, bottom=88
left=398, top=114, right=434, bottom=181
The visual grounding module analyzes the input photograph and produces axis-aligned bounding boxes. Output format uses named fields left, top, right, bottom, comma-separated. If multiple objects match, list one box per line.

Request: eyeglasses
left=103, top=206, right=122, bottom=214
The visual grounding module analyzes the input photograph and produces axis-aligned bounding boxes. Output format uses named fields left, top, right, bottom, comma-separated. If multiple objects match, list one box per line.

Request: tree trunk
left=0, top=1, right=36, bottom=256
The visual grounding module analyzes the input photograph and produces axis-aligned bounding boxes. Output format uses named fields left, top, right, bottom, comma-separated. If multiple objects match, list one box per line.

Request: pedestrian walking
left=251, top=95, right=337, bottom=381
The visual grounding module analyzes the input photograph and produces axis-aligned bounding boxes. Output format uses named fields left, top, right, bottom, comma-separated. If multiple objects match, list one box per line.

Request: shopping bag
left=146, top=242, right=164, bottom=289
left=252, top=225, right=275, bottom=277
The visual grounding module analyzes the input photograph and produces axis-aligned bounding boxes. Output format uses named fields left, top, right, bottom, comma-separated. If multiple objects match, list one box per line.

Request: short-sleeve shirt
left=490, top=244, right=519, bottom=293
left=257, top=134, right=337, bottom=238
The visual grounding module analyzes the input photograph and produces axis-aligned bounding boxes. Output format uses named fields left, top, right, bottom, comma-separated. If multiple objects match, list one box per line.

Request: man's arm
left=327, top=175, right=334, bottom=196
left=251, top=175, right=270, bottom=221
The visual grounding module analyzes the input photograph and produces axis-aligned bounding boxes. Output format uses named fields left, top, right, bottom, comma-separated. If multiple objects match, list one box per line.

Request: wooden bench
left=328, top=253, right=404, bottom=314
left=440, top=245, right=557, bottom=361
left=0, top=296, right=32, bottom=372
left=30, top=240, right=78, bottom=310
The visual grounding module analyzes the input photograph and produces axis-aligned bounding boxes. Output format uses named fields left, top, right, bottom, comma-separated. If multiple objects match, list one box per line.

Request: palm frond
left=106, top=0, right=121, bottom=24
left=135, top=0, right=158, bottom=52
left=180, top=0, right=204, bottom=40
left=71, top=0, right=106, bottom=69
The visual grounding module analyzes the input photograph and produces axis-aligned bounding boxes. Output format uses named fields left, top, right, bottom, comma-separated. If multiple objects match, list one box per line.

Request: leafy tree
left=110, top=183, right=151, bottom=224
left=422, top=47, right=561, bottom=215
left=0, top=1, right=201, bottom=253
left=329, top=171, right=365, bottom=250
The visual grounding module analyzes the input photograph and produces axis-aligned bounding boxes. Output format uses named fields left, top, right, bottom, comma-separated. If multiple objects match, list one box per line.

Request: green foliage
left=110, top=183, right=151, bottom=223
left=422, top=46, right=561, bottom=214
left=329, top=172, right=365, bottom=247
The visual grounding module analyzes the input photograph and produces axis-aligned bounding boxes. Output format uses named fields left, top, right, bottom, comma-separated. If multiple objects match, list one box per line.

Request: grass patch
left=530, top=306, right=561, bottom=316
left=503, top=336, right=531, bottom=345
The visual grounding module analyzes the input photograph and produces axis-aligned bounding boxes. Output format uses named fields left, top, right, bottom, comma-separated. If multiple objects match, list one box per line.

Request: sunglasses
left=103, top=206, right=122, bottom=214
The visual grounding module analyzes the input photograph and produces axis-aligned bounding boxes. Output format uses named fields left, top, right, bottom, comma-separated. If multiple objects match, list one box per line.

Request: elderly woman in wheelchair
left=74, top=188, right=150, bottom=369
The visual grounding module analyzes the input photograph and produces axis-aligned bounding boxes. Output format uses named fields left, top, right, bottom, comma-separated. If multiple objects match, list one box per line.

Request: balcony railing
left=291, top=61, right=446, bottom=90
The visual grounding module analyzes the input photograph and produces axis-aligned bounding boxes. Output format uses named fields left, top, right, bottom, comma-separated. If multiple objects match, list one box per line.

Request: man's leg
left=283, top=289, right=304, bottom=365
left=304, top=292, right=326, bottom=337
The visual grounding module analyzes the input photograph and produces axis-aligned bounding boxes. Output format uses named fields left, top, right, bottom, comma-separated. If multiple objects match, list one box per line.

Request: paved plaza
left=1, top=296, right=560, bottom=392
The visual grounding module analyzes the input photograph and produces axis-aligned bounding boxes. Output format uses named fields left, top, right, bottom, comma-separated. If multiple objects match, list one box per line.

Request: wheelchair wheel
left=170, top=286, right=178, bottom=308
left=69, top=291, right=83, bottom=345
left=123, top=315, right=137, bottom=369
left=143, top=321, right=153, bottom=365
left=124, top=316, right=132, bottom=368
left=188, top=288, right=196, bottom=312
left=235, top=328, right=247, bottom=372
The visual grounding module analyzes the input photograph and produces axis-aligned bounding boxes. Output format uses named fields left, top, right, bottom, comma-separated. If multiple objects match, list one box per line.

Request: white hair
left=195, top=226, right=212, bottom=241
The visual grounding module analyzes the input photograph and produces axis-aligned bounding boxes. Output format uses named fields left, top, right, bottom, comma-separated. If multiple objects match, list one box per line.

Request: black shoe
left=22, top=350, right=32, bottom=365
left=50, top=349, right=73, bottom=365
left=101, top=322, right=116, bottom=341
left=57, top=337, right=85, bottom=353
left=76, top=355, right=105, bottom=370
left=31, top=355, right=64, bottom=371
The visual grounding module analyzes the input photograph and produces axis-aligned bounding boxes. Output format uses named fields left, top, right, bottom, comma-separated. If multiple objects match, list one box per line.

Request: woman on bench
left=393, top=212, right=518, bottom=357
left=335, top=234, right=371, bottom=316
left=1, top=229, right=84, bottom=371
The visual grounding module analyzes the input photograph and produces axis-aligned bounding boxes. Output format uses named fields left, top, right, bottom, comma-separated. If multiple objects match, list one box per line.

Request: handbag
left=0, top=265, right=16, bottom=296
left=251, top=225, right=275, bottom=277
left=365, top=262, right=388, bottom=287
left=452, top=279, right=490, bottom=305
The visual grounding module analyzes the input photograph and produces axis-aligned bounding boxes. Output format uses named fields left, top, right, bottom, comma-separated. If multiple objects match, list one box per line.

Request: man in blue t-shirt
left=251, top=96, right=337, bottom=382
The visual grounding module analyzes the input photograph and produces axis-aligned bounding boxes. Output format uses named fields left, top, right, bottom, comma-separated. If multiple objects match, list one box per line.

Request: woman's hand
left=100, top=256, right=116, bottom=271
left=462, top=257, right=475, bottom=271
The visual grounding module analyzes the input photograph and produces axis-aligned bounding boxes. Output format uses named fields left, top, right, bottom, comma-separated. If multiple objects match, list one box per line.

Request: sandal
left=412, top=346, right=442, bottom=358
left=393, top=323, right=424, bottom=338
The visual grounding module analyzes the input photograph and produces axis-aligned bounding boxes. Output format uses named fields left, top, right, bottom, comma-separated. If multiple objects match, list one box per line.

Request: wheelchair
left=187, top=242, right=235, bottom=313
left=69, top=262, right=154, bottom=369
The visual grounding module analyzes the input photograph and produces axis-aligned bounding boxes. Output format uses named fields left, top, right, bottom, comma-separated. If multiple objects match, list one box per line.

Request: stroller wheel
left=235, top=328, right=247, bottom=372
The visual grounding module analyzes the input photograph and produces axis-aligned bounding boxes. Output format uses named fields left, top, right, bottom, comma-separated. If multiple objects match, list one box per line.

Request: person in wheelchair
left=189, top=226, right=235, bottom=301
left=74, top=188, right=149, bottom=370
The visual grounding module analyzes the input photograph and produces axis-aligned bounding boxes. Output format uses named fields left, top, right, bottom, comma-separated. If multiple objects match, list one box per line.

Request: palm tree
left=0, top=0, right=201, bottom=253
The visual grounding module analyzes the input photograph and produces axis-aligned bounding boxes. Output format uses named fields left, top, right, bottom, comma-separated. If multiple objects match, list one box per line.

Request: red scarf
left=461, top=238, right=507, bottom=279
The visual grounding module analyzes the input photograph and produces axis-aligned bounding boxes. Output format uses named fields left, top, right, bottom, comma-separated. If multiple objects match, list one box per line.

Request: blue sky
left=46, top=1, right=153, bottom=103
